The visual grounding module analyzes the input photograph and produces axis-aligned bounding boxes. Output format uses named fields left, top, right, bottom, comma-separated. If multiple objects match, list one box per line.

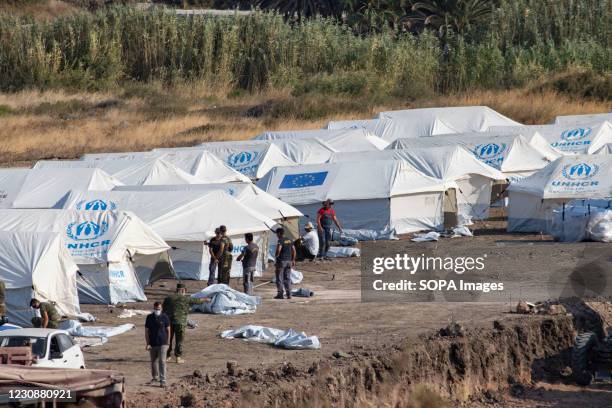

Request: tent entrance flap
left=490, top=180, right=509, bottom=204
left=444, top=188, right=459, bottom=229
left=133, top=252, right=176, bottom=285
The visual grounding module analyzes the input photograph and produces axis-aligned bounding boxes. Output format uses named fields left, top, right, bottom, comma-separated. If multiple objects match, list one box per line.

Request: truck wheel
left=571, top=331, right=597, bottom=386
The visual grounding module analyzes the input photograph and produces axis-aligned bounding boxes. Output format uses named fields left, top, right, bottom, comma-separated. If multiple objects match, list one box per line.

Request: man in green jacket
left=30, top=298, right=60, bottom=329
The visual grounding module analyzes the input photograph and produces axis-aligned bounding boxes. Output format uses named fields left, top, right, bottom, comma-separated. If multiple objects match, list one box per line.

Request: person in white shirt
left=296, top=222, right=319, bottom=262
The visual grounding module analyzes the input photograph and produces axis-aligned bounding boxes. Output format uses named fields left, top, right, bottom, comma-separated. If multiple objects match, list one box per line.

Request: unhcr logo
left=560, top=127, right=592, bottom=141
left=561, top=163, right=599, bottom=180
left=66, top=220, right=109, bottom=241
left=76, top=199, right=117, bottom=211
left=474, top=143, right=507, bottom=160
left=228, top=151, right=258, bottom=168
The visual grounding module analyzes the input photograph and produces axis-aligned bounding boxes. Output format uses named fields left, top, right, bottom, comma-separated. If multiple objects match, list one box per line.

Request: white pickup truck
left=0, top=328, right=85, bottom=369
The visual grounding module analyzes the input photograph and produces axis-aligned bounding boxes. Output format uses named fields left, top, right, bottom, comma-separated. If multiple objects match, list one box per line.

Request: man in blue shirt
left=145, top=301, right=170, bottom=388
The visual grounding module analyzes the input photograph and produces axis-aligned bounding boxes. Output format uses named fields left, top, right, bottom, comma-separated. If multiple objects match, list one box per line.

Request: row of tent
left=0, top=106, right=610, bottom=326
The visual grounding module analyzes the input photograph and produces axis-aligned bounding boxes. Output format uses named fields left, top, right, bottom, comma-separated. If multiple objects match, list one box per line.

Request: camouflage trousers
left=31, top=317, right=58, bottom=329
left=167, top=323, right=186, bottom=358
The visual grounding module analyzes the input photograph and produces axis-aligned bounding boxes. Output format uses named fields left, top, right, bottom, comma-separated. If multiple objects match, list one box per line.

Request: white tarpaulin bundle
left=258, top=160, right=457, bottom=235
left=158, top=143, right=296, bottom=180
left=34, top=158, right=207, bottom=186
left=254, top=128, right=389, bottom=151
left=81, top=150, right=251, bottom=183
left=491, top=121, right=612, bottom=155
left=0, top=168, right=29, bottom=209
left=8, top=168, right=121, bottom=209
left=372, top=106, right=522, bottom=142
left=0, top=231, right=80, bottom=327
left=550, top=205, right=612, bottom=242
left=554, top=112, right=612, bottom=125
left=0, top=209, right=171, bottom=304
left=387, top=133, right=558, bottom=179
left=507, top=155, right=612, bottom=232
left=191, top=284, right=261, bottom=315
left=220, top=325, right=321, bottom=349
left=59, top=320, right=135, bottom=338
left=62, top=190, right=275, bottom=280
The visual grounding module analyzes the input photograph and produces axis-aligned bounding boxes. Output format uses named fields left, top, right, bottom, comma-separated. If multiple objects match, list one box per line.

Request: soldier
left=274, top=227, right=296, bottom=300
left=30, top=298, right=60, bottom=329
left=236, top=233, right=259, bottom=295
left=217, top=225, right=234, bottom=285
left=207, top=228, right=222, bottom=286
left=162, top=283, right=207, bottom=364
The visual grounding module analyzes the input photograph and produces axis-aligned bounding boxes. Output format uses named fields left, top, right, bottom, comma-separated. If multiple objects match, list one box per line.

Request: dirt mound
left=132, top=316, right=575, bottom=407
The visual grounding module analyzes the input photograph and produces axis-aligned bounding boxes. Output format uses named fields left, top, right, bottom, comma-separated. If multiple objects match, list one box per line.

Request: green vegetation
left=0, top=2, right=609, bottom=100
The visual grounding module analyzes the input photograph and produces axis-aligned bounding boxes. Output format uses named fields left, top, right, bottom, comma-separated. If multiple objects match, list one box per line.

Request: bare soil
left=78, top=216, right=612, bottom=407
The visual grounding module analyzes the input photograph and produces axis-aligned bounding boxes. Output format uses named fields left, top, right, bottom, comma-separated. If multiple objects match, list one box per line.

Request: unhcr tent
left=554, top=113, right=612, bottom=125
left=114, top=182, right=303, bottom=237
left=372, top=106, right=521, bottom=141
left=11, top=168, right=121, bottom=209
left=324, top=118, right=381, bottom=133
left=507, top=155, right=612, bottom=233
left=595, top=144, right=612, bottom=155
left=257, top=160, right=458, bottom=235
left=387, top=133, right=558, bottom=179
left=0, top=209, right=171, bottom=304
left=81, top=150, right=251, bottom=183
left=156, top=143, right=296, bottom=180
left=0, top=231, right=80, bottom=327
left=327, top=146, right=504, bottom=224
left=0, top=168, right=29, bottom=208
left=270, top=138, right=338, bottom=165
left=62, top=190, right=276, bottom=280
left=34, top=158, right=204, bottom=186
left=490, top=121, right=612, bottom=155
left=253, top=128, right=389, bottom=150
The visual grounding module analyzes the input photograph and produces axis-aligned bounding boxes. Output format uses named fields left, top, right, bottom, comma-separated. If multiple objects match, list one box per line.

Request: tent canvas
left=387, top=133, right=557, bottom=179
left=372, top=106, right=522, bottom=141
left=257, top=160, right=457, bottom=235
left=324, top=119, right=381, bottom=133
left=0, top=231, right=80, bottom=327
left=156, top=143, right=297, bottom=180
left=0, top=168, right=29, bottom=208
left=253, top=128, right=389, bottom=150
left=80, top=150, right=251, bottom=183
left=554, top=113, right=612, bottom=125
left=11, top=168, right=122, bottom=209
left=0, top=209, right=171, bottom=304
left=115, top=182, right=303, bottom=239
left=62, top=190, right=277, bottom=280
left=490, top=121, right=612, bottom=155
left=34, top=158, right=207, bottom=185
left=507, top=155, right=612, bottom=232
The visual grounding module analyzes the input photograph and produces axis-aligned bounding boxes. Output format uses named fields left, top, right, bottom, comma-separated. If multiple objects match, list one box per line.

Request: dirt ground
left=79, top=215, right=612, bottom=407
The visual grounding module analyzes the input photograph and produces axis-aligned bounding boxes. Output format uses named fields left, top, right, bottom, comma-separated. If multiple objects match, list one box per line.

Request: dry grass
left=0, top=86, right=609, bottom=166
left=0, top=1, right=81, bottom=20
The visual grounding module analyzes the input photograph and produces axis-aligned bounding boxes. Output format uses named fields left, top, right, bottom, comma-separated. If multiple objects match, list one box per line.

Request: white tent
left=372, top=106, right=522, bottom=141
left=595, top=144, right=612, bottom=155
left=270, top=138, right=338, bottom=165
left=554, top=112, right=612, bottom=125
left=11, top=168, right=122, bottom=209
left=62, top=190, right=276, bottom=280
left=324, top=118, right=381, bottom=133
left=0, top=231, right=80, bottom=327
left=490, top=121, right=612, bottom=155
left=81, top=150, right=251, bottom=183
left=156, top=143, right=296, bottom=180
left=257, top=160, right=458, bottom=235
left=253, top=128, right=389, bottom=150
left=0, top=168, right=29, bottom=208
left=507, top=155, right=612, bottom=232
left=326, top=146, right=504, bottom=224
left=387, top=133, right=558, bottom=179
left=0, top=209, right=171, bottom=304
left=34, top=158, right=204, bottom=186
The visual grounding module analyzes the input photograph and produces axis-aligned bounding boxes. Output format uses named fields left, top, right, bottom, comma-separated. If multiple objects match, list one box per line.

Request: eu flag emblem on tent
left=279, top=171, right=328, bottom=189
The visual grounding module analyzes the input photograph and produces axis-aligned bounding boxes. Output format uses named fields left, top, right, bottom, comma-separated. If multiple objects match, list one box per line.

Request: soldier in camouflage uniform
left=30, top=298, right=60, bottom=329
left=162, top=283, right=206, bottom=364
left=217, top=225, right=233, bottom=285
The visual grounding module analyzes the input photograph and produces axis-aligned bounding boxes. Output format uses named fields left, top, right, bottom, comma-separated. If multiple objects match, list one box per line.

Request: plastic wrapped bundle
left=549, top=206, right=590, bottom=242
left=586, top=208, right=612, bottom=242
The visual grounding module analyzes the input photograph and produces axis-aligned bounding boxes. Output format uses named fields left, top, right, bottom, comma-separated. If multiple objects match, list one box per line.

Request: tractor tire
left=572, top=332, right=597, bottom=386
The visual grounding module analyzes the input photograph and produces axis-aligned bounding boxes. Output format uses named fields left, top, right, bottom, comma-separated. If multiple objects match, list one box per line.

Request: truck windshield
left=0, top=336, right=46, bottom=358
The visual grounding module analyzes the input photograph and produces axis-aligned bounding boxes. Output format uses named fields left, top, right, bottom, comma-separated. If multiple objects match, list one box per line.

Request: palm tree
left=256, top=0, right=345, bottom=21
left=408, top=0, right=494, bottom=36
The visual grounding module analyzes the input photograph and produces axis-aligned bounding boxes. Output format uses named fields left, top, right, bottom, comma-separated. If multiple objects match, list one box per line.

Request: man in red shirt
left=316, top=199, right=342, bottom=260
